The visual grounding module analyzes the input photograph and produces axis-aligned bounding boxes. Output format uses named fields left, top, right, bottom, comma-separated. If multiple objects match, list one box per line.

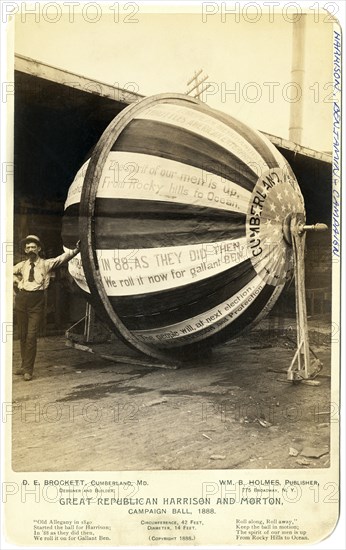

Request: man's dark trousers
left=15, top=290, right=44, bottom=375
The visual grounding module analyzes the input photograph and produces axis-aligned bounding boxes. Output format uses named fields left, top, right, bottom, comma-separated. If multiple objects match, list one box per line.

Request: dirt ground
left=11, top=316, right=331, bottom=472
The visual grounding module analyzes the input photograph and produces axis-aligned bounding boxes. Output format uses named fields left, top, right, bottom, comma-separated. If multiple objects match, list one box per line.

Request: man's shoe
left=14, top=368, right=24, bottom=375
left=23, top=373, right=32, bottom=381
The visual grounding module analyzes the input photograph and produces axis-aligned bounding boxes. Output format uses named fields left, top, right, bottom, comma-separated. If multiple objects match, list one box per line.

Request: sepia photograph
left=1, top=1, right=342, bottom=547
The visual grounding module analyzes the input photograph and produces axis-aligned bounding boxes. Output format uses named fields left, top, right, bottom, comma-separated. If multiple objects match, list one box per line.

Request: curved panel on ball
left=62, top=93, right=305, bottom=359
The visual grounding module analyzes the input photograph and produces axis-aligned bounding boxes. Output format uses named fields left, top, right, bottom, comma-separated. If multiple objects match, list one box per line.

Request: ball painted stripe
left=65, top=151, right=252, bottom=213
left=135, top=102, right=271, bottom=173
left=111, top=260, right=257, bottom=330
left=110, top=119, right=257, bottom=190
left=162, top=99, right=281, bottom=170
left=205, top=284, right=282, bottom=349
left=133, top=274, right=266, bottom=346
left=63, top=203, right=246, bottom=250
left=65, top=245, right=254, bottom=299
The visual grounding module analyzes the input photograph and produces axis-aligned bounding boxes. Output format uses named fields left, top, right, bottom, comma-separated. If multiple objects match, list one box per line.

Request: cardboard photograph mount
left=1, top=1, right=342, bottom=547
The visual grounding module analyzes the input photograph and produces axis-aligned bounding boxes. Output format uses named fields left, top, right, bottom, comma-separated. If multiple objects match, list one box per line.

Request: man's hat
left=21, top=235, right=43, bottom=247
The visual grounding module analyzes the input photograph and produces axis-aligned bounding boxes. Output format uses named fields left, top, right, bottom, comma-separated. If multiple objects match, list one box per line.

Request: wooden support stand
left=287, top=217, right=327, bottom=382
left=65, top=303, right=179, bottom=370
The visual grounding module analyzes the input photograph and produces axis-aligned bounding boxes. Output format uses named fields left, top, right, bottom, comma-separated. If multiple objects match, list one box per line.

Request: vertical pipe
left=289, top=15, right=306, bottom=144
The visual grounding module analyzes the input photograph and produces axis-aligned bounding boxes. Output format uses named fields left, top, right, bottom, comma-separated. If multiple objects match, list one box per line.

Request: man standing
left=13, top=235, right=80, bottom=381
